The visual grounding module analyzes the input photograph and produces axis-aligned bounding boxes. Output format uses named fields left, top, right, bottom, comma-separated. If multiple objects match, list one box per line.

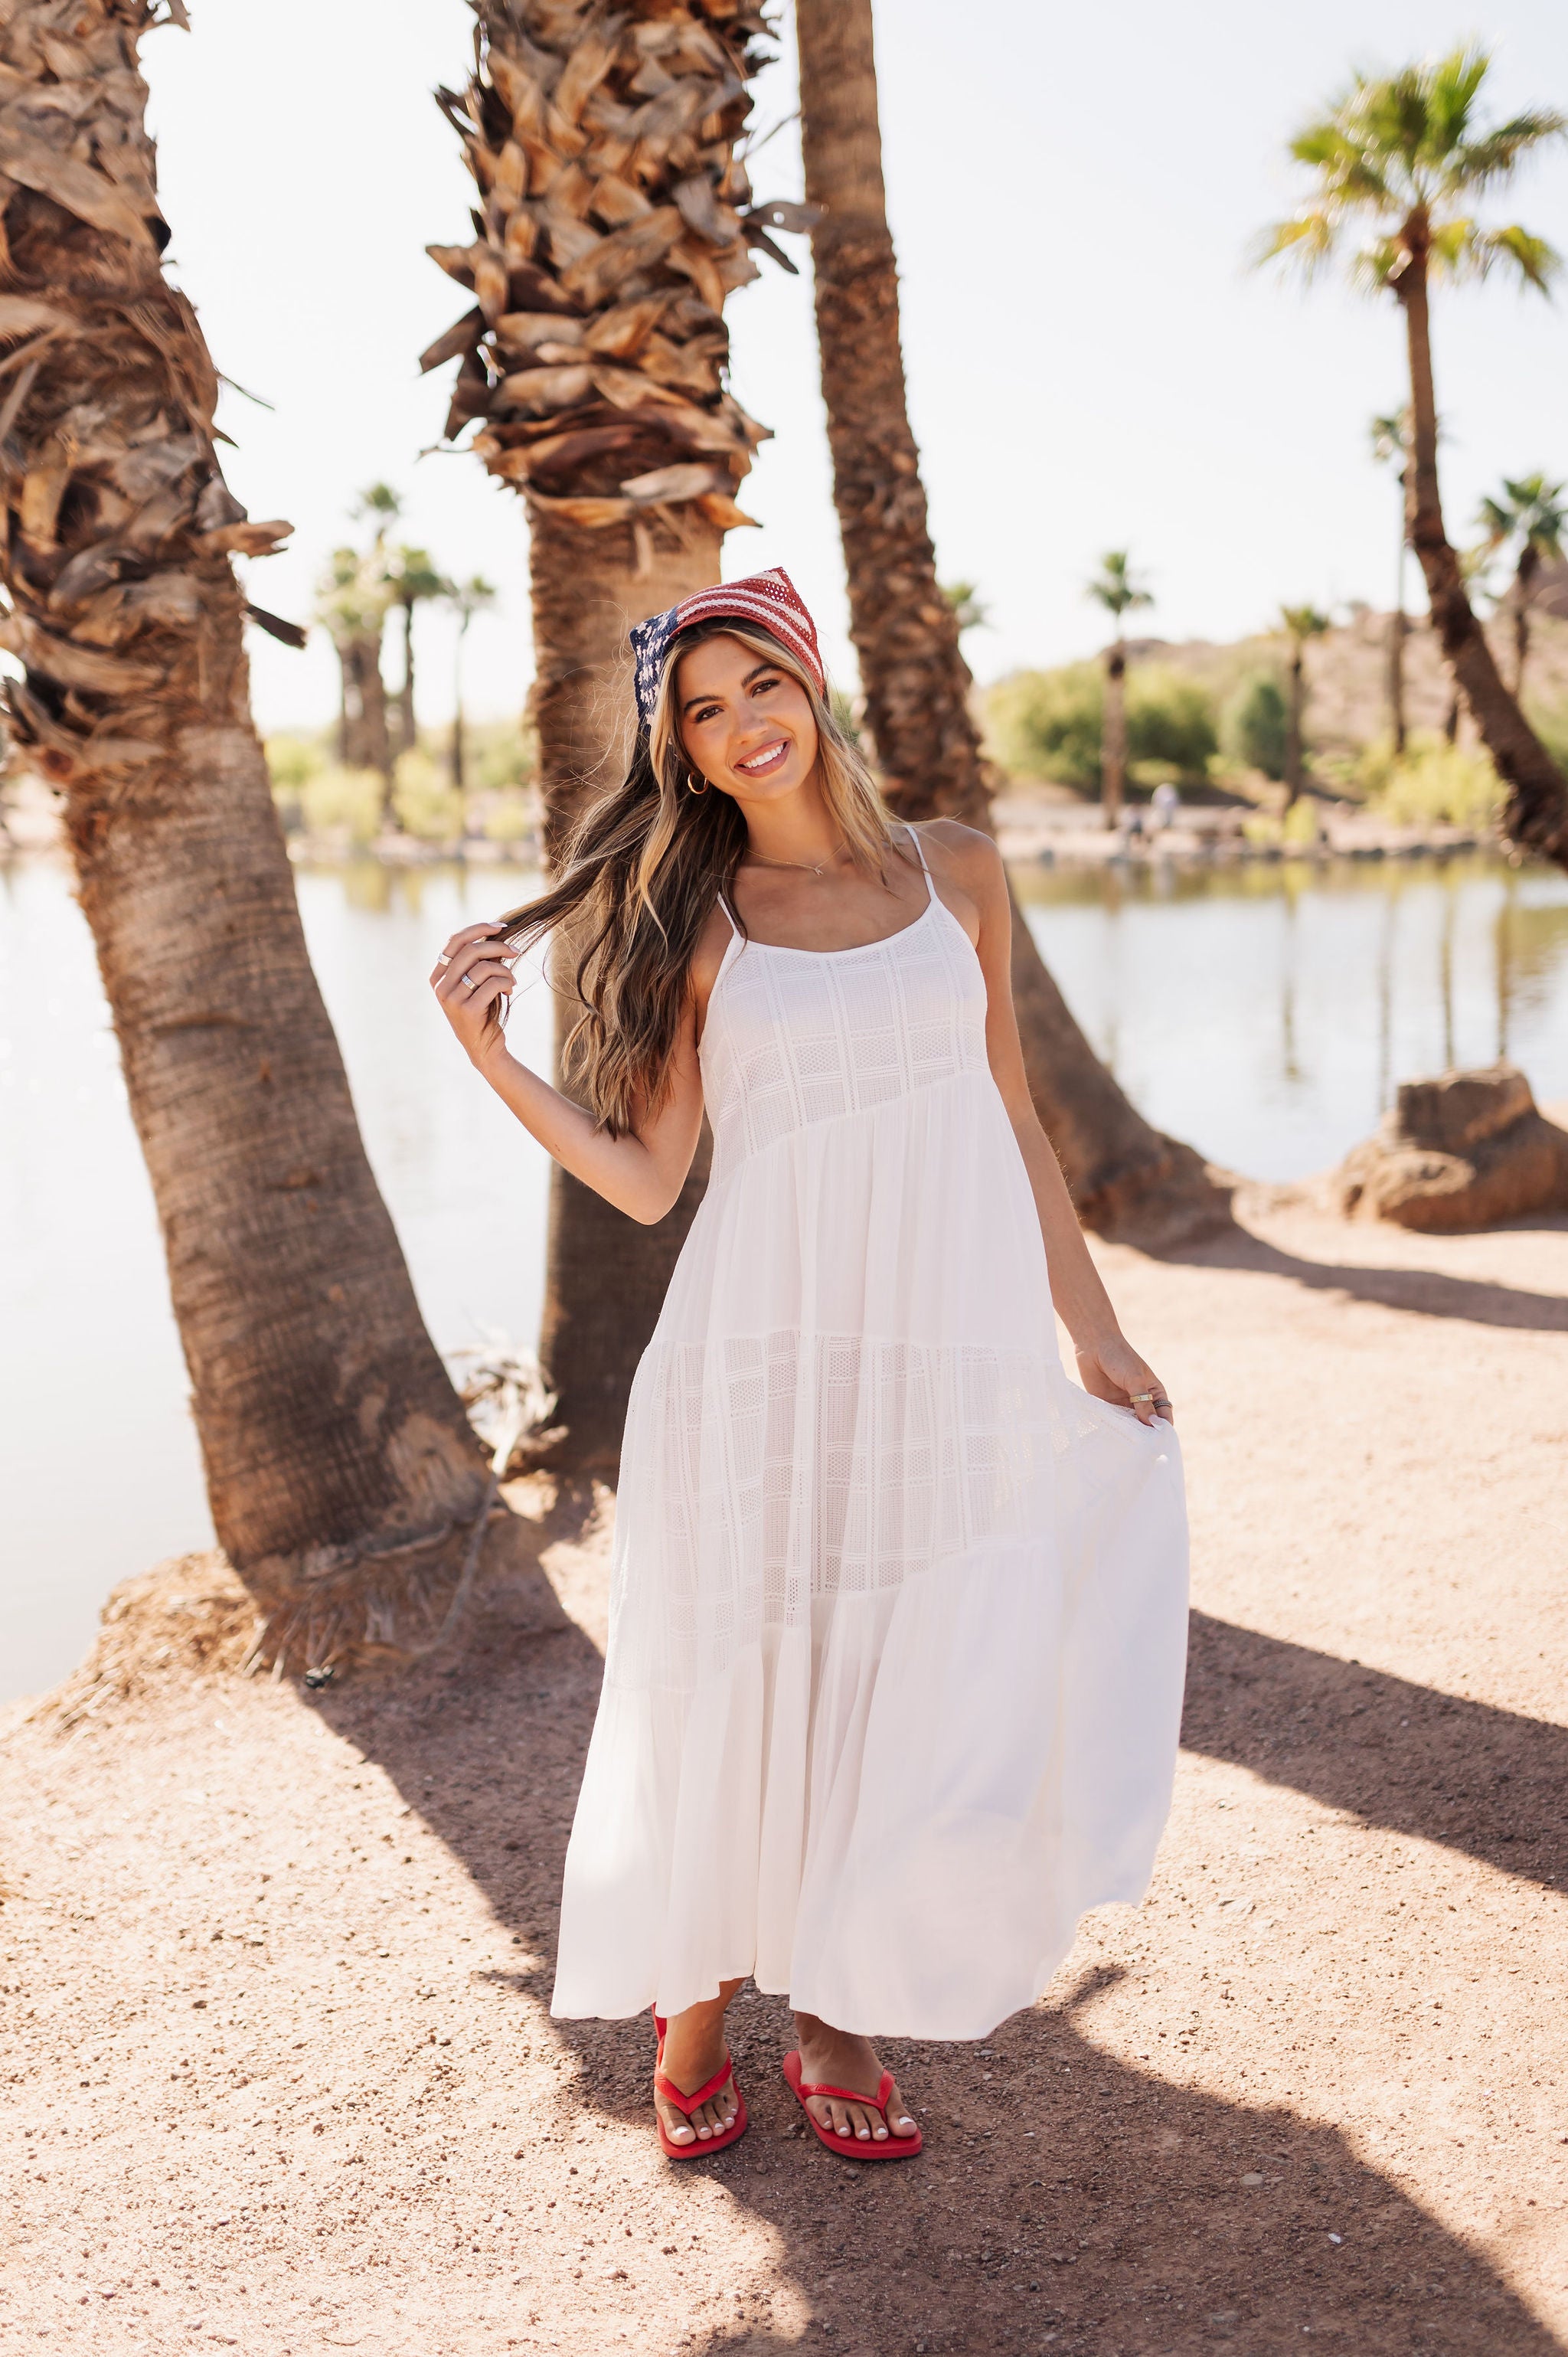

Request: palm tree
left=1086, top=552, right=1153, bottom=829
left=444, top=574, right=498, bottom=793
left=1263, top=45, right=1568, bottom=869
left=387, top=544, right=446, bottom=757
left=426, top=0, right=806, bottom=1466
left=315, top=542, right=394, bottom=786
left=1279, top=604, right=1331, bottom=807
left=1370, top=409, right=1410, bottom=753
left=0, top=1, right=491, bottom=1669
left=795, top=0, right=1225, bottom=1242
left=1476, top=472, right=1568, bottom=701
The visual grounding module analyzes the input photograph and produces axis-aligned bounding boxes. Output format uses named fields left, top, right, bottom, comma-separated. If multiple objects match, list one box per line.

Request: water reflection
left=1014, top=852, right=1568, bottom=1182
left=4, top=848, right=1568, bottom=1699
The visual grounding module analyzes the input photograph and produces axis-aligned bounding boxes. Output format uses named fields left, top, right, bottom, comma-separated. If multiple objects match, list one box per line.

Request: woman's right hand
left=430, top=921, right=518, bottom=1067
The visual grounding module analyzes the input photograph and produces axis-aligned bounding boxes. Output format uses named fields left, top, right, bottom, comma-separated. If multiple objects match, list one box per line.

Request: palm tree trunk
left=1514, top=547, right=1538, bottom=702
left=336, top=649, right=354, bottom=766
left=1284, top=646, right=1305, bottom=809
left=0, top=2, right=498, bottom=1672
left=524, top=507, right=720, bottom=1469
left=1390, top=467, right=1410, bottom=754
left=1102, top=643, right=1127, bottom=829
left=356, top=636, right=395, bottom=824
left=1399, top=248, right=1567, bottom=867
left=1387, top=607, right=1406, bottom=754
left=397, top=597, right=417, bottom=756
left=795, top=0, right=1226, bottom=1240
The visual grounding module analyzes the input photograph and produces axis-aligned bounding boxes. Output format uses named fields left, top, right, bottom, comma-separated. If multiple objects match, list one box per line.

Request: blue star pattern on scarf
left=630, top=603, right=680, bottom=731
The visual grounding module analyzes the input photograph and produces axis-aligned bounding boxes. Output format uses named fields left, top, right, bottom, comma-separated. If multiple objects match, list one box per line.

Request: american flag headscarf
left=629, top=567, right=825, bottom=731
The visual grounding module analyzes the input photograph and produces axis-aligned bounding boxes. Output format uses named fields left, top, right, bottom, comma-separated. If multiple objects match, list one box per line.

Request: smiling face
left=673, top=629, right=821, bottom=806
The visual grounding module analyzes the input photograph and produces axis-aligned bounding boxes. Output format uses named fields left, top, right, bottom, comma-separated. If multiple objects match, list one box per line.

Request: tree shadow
left=315, top=1528, right=1563, bottom=2356
left=1164, top=1218, right=1568, bottom=1335
left=1184, top=1613, right=1566, bottom=1899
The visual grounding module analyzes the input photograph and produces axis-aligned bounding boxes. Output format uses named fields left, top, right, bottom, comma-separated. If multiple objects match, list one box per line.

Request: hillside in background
left=985, top=605, right=1568, bottom=796
left=1136, top=606, right=1568, bottom=755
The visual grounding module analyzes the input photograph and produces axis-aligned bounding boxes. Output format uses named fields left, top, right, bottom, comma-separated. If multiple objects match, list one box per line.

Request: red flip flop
left=782, top=2048, right=923, bottom=2161
left=652, top=2009, right=748, bottom=2161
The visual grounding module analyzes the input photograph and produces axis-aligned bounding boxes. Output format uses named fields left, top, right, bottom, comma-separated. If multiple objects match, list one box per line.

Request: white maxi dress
left=551, top=835, right=1189, bottom=2040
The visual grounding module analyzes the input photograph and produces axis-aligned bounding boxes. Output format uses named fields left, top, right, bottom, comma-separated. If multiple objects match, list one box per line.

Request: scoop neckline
left=730, top=892, right=939, bottom=961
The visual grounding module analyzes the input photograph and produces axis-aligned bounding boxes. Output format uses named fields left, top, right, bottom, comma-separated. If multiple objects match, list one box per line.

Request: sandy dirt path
left=2, top=1200, right=1565, bottom=2357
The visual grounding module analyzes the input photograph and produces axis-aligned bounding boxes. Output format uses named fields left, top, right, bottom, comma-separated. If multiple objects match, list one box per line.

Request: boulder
left=1332, top=1064, right=1568, bottom=1231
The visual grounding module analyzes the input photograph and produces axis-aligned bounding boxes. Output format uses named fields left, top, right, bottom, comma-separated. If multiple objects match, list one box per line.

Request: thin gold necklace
left=740, top=844, right=846, bottom=880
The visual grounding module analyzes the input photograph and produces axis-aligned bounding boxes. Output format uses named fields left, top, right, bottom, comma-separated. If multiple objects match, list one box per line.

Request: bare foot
left=793, top=2010, right=918, bottom=2145
left=654, top=1980, right=744, bottom=2149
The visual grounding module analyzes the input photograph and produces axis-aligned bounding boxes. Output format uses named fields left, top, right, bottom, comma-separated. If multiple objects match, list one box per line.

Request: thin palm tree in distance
left=1476, top=472, right=1568, bottom=701
left=1279, top=604, right=1331, bottom=809
left=387, top=543, right=446, bottom=758
left=1370, top=409, right=1411, bottom=752
left=1261, top=44, right=1568, bottom=869
left=443, top=574, right=498, bottom=793
left=1086, top=551, right=1153, bottom=830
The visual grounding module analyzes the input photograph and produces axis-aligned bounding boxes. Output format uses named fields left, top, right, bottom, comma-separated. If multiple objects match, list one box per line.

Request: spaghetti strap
left=904, top=822, right=935, bottom=904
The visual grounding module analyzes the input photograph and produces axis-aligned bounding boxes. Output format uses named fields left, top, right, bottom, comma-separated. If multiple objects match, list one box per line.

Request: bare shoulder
left=908, top=819, right=1006, bottom=937
left=911, top=817, right=1004, bottom=888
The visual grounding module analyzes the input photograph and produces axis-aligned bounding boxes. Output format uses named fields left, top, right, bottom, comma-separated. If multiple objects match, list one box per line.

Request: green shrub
left=1127, top=665, right=1218, bottom=779
left=479, top=788, right=534, bottom=843
left=392, top=749, right=464, bottom=841
left=266, top=732, right=328, bottom=832
left=987, top=662, right=1217, bottom=788
left=469, top=721, right=534, bottom=796
left=1526, top=698, right=1568, bottom=778
left=985, top=664, right=1103, bottom=789
left=1364, top=736, right=1499, bottom=827
left=1221, top=672, right=1289, bottom=780
left=299, top=765, right=382, bottom=845
left=266, top=731, right=328, bottom=792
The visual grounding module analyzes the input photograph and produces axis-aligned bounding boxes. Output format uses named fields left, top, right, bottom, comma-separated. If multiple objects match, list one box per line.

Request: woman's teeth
left=737, top=740, right=788, bottom=773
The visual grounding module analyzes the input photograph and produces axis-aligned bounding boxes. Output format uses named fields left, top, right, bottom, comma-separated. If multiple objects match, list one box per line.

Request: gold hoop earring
left=685, top=771, right=709, bottom=797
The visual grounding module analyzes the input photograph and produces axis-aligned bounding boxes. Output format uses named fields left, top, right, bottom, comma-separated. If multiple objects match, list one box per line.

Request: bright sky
left=144, top=1, right=1568, bottom=734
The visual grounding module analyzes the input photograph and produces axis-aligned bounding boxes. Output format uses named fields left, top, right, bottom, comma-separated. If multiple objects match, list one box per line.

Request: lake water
left=5, top=847, right=1567, bottom=1702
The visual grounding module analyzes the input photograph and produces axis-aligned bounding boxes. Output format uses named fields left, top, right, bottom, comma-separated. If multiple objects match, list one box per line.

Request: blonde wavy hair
left=496, top=618, right=895, bottom=1137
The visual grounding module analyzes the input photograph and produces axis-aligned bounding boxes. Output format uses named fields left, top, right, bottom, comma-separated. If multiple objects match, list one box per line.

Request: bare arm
left=429, top=921, right=705, bottom=1225
left=922, top=825, right=1174, bottom=1426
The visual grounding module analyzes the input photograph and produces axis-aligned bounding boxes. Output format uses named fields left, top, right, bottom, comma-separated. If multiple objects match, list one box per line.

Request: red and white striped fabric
left=630, top=567, right=825, bottom=726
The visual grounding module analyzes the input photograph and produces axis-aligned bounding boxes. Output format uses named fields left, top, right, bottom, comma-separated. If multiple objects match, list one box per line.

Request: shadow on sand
left=315, top=1488, right=1563, bottom=2355
left=1168, top=1214, right=1568, bottom=1336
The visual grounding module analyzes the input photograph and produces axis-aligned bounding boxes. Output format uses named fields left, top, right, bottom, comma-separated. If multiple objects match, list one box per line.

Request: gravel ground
left=2, top=1199, right=1565, bottom=2357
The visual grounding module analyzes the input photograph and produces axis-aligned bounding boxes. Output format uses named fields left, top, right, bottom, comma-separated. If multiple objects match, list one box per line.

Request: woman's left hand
left=1074, top=1333, right=1174, bottom=1425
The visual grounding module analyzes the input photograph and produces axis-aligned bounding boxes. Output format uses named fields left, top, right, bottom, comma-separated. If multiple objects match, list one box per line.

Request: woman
left=432, top=570, right=1187, bottom=2163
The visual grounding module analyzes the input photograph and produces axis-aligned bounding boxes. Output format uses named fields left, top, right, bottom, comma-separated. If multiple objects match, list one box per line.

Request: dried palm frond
left=0, top=2, right=301, bottom=789
left=425, top=2, right=813, bottom=538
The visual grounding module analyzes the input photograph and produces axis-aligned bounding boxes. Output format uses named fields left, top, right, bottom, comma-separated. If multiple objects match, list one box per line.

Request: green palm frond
left=1350, top=237, right=1403, bottom=293
left=1467, top=224, right=1562, bottom=291
left=1419, top=44, right=1491, bottom=165
left=1086, top=550, right=1153, bottom=623
left=1257, top=208, right=1340, bottom=276
left=1370, top=410, right=1408, bottom=466
left=1289, top=117, right=1393, bottom=207
left=1279, top=603, right=1331, bottom=645
left=1449, top=112, right=1568, bottom=193
left=1477, top=472, right=1568, bottom=561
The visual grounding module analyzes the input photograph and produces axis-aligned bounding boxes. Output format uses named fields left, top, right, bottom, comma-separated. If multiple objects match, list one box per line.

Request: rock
left=1331, top=1064, right=1568, bottom=1231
